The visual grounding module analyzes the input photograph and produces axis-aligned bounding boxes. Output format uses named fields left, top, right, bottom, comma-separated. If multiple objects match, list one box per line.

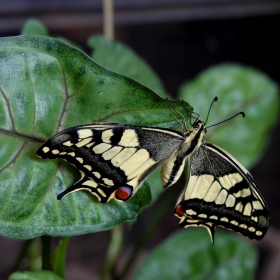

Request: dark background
left=0, top=1, right=280, bottom=279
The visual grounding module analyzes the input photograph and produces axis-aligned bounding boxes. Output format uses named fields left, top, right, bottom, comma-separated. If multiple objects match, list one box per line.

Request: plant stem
left=41, top=235, right=52, bottom=270
left=118, top=190, right=177, bottom=279
left=103, top=0, right=114, bottom=40
left=12, top=239, right=33, bottom=272
left=101, top=224, right=123, bottom=280
left=53, top=237, right=70, bottom=277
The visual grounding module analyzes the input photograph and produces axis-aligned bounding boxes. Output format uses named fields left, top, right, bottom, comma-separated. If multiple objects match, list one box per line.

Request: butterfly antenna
left=205, top=96, right=218, bottom=124
left=206, top=112, right=245, bottom=129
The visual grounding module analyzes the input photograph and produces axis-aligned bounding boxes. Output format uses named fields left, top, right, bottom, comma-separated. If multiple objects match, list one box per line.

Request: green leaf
left=88, top=35, right=169, bottom=98
left=21, top=19, right=50, bottom=36
left=179, top=63, right=279, bottom=168
left=9, top=270, right=64, bottom=280
left=0, top=35, right=191, bottom=239
left=132, top=229, right=257, bottom=280
left=21, top=19, right=83, bottom=51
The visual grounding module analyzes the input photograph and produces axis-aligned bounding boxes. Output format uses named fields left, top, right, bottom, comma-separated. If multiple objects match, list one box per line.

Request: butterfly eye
left=174, top=203, right=185, bottom=216
left=115, top=186, right=133, bottom=201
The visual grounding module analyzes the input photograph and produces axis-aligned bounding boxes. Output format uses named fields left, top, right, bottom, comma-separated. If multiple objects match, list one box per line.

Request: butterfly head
left=192, top=119, right=207, bottom=134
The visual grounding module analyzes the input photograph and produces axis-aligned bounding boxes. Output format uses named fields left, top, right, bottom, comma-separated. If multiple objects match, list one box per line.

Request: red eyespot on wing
left=175, top=204, right=185, bottom=216
left=115, top=186, right=132, bottom=201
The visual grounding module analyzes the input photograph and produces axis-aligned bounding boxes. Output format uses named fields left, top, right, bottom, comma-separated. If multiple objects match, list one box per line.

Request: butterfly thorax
left=182, top=120, right=206, bottom=156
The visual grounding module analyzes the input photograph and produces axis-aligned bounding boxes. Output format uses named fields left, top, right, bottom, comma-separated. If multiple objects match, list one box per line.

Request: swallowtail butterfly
left=37, top=98, right=269, bottom=242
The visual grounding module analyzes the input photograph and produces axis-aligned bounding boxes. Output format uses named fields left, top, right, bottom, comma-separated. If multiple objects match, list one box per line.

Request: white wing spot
left=84, top=165, right=92, bottom=171
left=63, top=140, right=73, bottom=147
left=241, top=188, right=251, bottom=197
left=103, top=178, right=114, bottom=186
left=43, top=147, right=50, bottom=153
left=252, top=200, right=263, bottom=210
left=243, top=203, right=252, bottom=216
left=251, top=216, right=258, bottom=222
left=111, top=148, right=137, bottom=167
left=118, top=129, right=139, bottom=147
left=76, top=157, right=83, bottom=164
left=210, top=215, right=218, bottom=220
left=248, top=226, right=255, bottom=232
left=215, top=189, right=227, bottom=205
left=196, top=175, right=214, bottom=199
left=93, top=143, right=112, bottom=154
left=97, top=188, right=107, bottom=197
left=220, top=217, right=229, bottom=222
left=225, top=194, right=236, bottom=208
left=82, top=180, right=98, bottom=188
left=198, top=214, right=207, bottom=218
left=52, top=149, right=60, bottom=154
left=186, top=209, right=197, bottom=216
left=235, top=202, right=243, bottom=212
left=204, top=180, right=221, bottom=202
left=126, top=158, right=156, bottom=180
left=256, top=231, right=263, bottom=236
left=239, top=224, right=247, bottom=229
left=78, top=129, right=93, bottom=138
left=102, top=146, right=123, bottom=160
left=119, top=149, right=150, bottom=176
left=86, top=142, right=95, bottom=148
left=67, top=152, right=75, bottom=157
left=93, top=171, right=101, bottom=178
left=230, top=220, right=238, bottom=226
left=76, top=137, right=93, bottom=147
left=183, top=175, right=198, bottom=200
left=102, top=129, right=114, bottom=143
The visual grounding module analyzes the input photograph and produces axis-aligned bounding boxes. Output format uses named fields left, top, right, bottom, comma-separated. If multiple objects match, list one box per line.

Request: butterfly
left=37, top=98, right=269, bottom=242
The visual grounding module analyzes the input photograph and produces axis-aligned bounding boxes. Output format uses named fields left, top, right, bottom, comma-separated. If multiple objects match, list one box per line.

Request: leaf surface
left=0, top=36, right=191, bottom=239
left=132, top=230, right=257, bottom=280
left=179, top=63, right=279, bottom=168
left=88, top=35, right=169, bottom=98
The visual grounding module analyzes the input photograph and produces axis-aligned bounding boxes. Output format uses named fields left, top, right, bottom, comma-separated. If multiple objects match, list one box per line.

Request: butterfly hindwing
left=37, top=123, right=185, bottom=202
left=175, top=141, right=269, bottom=241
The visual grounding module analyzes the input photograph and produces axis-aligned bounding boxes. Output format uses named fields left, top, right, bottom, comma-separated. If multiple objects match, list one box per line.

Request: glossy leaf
left=88, top=35, right=169, bottom=98
left=179, top=63, right=279, bottom=168
left=132, top=229, right=257, bottom=280
left=0, top=36, right=191, bottom=239
left=9, top=270, right=64, bottom=280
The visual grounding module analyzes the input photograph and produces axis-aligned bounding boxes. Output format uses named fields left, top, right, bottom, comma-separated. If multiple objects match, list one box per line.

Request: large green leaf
left=88, top=35, right=169, bottom=98
left=0, top=35, right=191, bottom=239
left=9, top=270, right=64, bottom=280
left=179, top=63, right=279, bottom=168
left=132, top=229, right=257, bottom=280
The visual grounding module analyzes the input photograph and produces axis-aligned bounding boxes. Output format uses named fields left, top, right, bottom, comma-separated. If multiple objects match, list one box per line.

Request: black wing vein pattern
left=37, top=123, right=185, bottom=202
left=177, top=141, right=269, bottom=240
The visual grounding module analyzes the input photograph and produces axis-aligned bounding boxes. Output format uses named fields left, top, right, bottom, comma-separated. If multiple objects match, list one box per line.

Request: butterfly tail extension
left=57, top=176, right=134, bottom=203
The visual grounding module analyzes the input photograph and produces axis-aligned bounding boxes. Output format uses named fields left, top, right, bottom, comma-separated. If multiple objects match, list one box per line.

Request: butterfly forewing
left=175, top=141, right=269, bottom=241
left=37, top=123, right=185, bottom=202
